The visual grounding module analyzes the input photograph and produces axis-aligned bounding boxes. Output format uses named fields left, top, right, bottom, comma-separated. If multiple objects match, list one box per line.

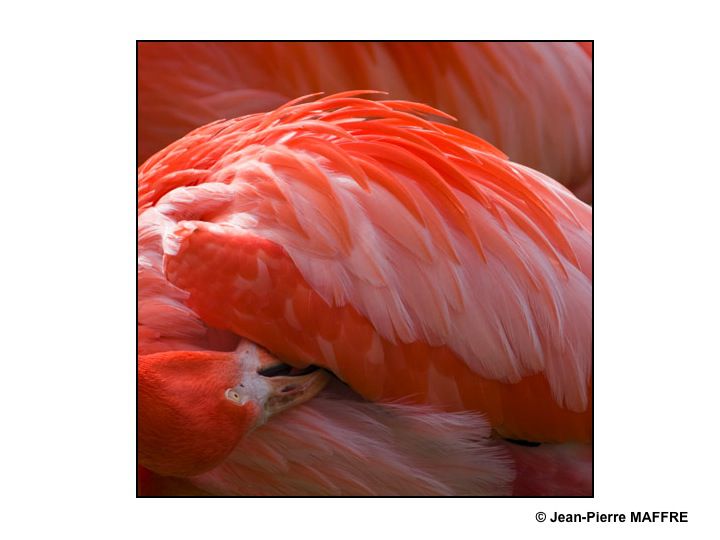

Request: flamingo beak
left=225, top=340, right=329, bottom=422
left=261, top=365, right=330, bottom=417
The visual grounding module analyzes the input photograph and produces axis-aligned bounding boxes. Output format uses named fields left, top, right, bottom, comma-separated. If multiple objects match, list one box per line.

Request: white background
left=2, top=1, right=719, bottom=538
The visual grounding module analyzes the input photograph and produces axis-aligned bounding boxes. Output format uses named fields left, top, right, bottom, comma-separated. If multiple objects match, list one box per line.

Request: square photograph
left=136, top=41, right=593, bottom=497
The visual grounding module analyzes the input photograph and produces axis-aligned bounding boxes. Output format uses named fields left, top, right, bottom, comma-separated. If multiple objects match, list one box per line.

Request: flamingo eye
left=225, top=389, right=244, bottom=403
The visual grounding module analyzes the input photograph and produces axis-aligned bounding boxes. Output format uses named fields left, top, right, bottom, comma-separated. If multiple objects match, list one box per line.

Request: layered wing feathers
left=139, top=93, right=592, bottom=436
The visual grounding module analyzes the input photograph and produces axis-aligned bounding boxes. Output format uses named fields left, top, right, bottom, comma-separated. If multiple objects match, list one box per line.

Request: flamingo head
left=138, top=340, right=328, bottom=477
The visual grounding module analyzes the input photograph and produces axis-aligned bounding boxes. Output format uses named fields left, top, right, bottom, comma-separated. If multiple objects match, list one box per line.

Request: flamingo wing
left=139, top=94, right=592, bottom=443
left=138, top=42, right=592, bottom=202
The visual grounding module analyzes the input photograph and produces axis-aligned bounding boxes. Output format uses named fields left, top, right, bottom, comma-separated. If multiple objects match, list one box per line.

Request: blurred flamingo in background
left=138, top=91, right=592, bottom=495
left=138, top=41, right=592, bottom=203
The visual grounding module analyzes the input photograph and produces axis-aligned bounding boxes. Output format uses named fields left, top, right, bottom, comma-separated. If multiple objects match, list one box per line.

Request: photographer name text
left=545, top=511, right=688, bottom=523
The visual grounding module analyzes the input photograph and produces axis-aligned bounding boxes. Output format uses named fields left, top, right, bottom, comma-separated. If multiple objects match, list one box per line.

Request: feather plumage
left=139, top=43, right=592, bottom=203
left=139, top=94, right=592, bottom=443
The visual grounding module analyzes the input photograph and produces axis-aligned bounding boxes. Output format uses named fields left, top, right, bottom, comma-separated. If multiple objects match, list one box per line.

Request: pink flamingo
left=138, top=92, right=592, bottom=495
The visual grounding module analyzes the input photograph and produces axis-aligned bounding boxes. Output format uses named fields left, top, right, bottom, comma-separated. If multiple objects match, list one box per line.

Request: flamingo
left=138, top=41, right=592, bottom=203
left=138, top=92, right=592, bottom=496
